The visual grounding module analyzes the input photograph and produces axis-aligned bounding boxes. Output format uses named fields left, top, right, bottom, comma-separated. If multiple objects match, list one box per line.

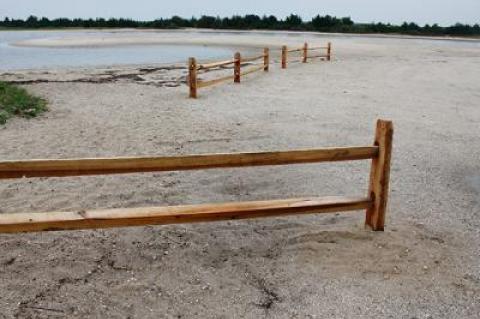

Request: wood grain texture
left=0, top=147, right=379, bottom=179
left=365, top=120, right=394, bottom=231
left=0, top=196, right=371, bottom=233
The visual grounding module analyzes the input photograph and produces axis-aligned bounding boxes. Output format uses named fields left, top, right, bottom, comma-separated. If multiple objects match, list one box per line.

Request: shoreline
left=7, top=28, right=480, bottom=48
left=2, top=28, right=479, bottom=77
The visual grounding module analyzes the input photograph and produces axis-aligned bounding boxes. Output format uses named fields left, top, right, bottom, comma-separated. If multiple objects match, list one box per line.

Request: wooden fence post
left=327, top=42, right=332, bottom=61
left=281, top=45, right=287, bottom=69
left=365, top=120, right=394, bottom=231
left=234, top=52, right=241, bottom=83
left=264, top=47, right=269, bottom=72
left=188, top=57, right=197, bottom=99
left=302, top=42, right=308, bottom=63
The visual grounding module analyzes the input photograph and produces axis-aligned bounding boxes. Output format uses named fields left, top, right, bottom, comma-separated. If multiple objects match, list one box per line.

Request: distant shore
left=8, top=28, right=480, bottom=49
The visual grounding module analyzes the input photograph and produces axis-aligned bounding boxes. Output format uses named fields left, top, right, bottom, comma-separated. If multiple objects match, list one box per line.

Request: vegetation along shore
left=0, top=81, right=47, bottom=124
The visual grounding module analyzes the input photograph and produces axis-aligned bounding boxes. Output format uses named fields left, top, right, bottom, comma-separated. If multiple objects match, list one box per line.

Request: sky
left=2, top=0, right=479, bottom=26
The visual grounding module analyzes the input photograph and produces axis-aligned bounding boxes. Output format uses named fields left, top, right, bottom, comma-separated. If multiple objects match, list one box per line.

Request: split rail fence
left=281, top=42, right=332, bottom=68
left=188, top=42, right=332, bottom=98
left=0, top=119, right=392, bottom=234
left=189, top=48, right=270, bottom=98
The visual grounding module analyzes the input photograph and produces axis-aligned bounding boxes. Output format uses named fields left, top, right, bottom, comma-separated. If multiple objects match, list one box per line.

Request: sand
left=1, top=30, right=479, bottom=318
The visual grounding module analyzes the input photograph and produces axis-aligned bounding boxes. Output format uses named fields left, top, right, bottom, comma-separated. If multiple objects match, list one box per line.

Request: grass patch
left=0, top=81, right=47, bottom=124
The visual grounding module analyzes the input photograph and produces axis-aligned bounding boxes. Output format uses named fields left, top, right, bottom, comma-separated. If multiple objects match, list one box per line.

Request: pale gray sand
left=0, top=31, right=479, bottom=318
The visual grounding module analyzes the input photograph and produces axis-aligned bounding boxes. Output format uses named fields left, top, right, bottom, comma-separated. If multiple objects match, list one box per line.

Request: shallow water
left=0, top=31, right=235, bottom=71
left=1, top=30, right=478, bottom=71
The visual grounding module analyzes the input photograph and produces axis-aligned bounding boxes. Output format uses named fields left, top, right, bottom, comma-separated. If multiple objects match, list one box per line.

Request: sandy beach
left=1, top=30, right=479, bottom=318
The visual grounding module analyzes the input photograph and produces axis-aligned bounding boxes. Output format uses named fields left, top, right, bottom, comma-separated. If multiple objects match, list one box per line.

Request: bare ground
left=0, top=32, right=479, bottom=318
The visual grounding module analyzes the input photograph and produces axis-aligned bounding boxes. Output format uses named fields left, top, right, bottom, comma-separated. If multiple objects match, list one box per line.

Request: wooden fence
left=188, top=42, right=332, bottom=97
left=282, top=42, right=332, bottom=69
left=188, top=48, right=269, bottom=98
left=0, top=120, right=392, bottom=234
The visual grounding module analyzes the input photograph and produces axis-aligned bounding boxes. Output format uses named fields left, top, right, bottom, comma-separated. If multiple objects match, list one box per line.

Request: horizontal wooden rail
left=0, top=146, right=378, bottom=179
left=197, top=74, right=235, bottom=88
left=188, top=48, right=270, bottom=98
left=287, top=48, right=304, bottom=53
left=197, top=59, right=236, bottom=70
left=0, top=196, right=371, bottom=233
left=240, top=64, right=265, bottom=77
left=241, top=54, right=266, bottom=63
left=282, top=42, right=332, bottom=68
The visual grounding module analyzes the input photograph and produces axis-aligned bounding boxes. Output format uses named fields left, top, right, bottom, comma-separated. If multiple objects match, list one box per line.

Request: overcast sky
left=2, top=0, right=479, bottom=26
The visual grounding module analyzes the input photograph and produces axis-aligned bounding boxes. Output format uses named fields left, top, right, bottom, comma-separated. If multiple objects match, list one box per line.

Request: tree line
left=1, top=14, right=479, bottom=37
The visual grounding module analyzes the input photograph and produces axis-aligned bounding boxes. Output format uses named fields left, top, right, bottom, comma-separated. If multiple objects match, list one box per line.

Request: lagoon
left=0, top=30, right=236, bottom=71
